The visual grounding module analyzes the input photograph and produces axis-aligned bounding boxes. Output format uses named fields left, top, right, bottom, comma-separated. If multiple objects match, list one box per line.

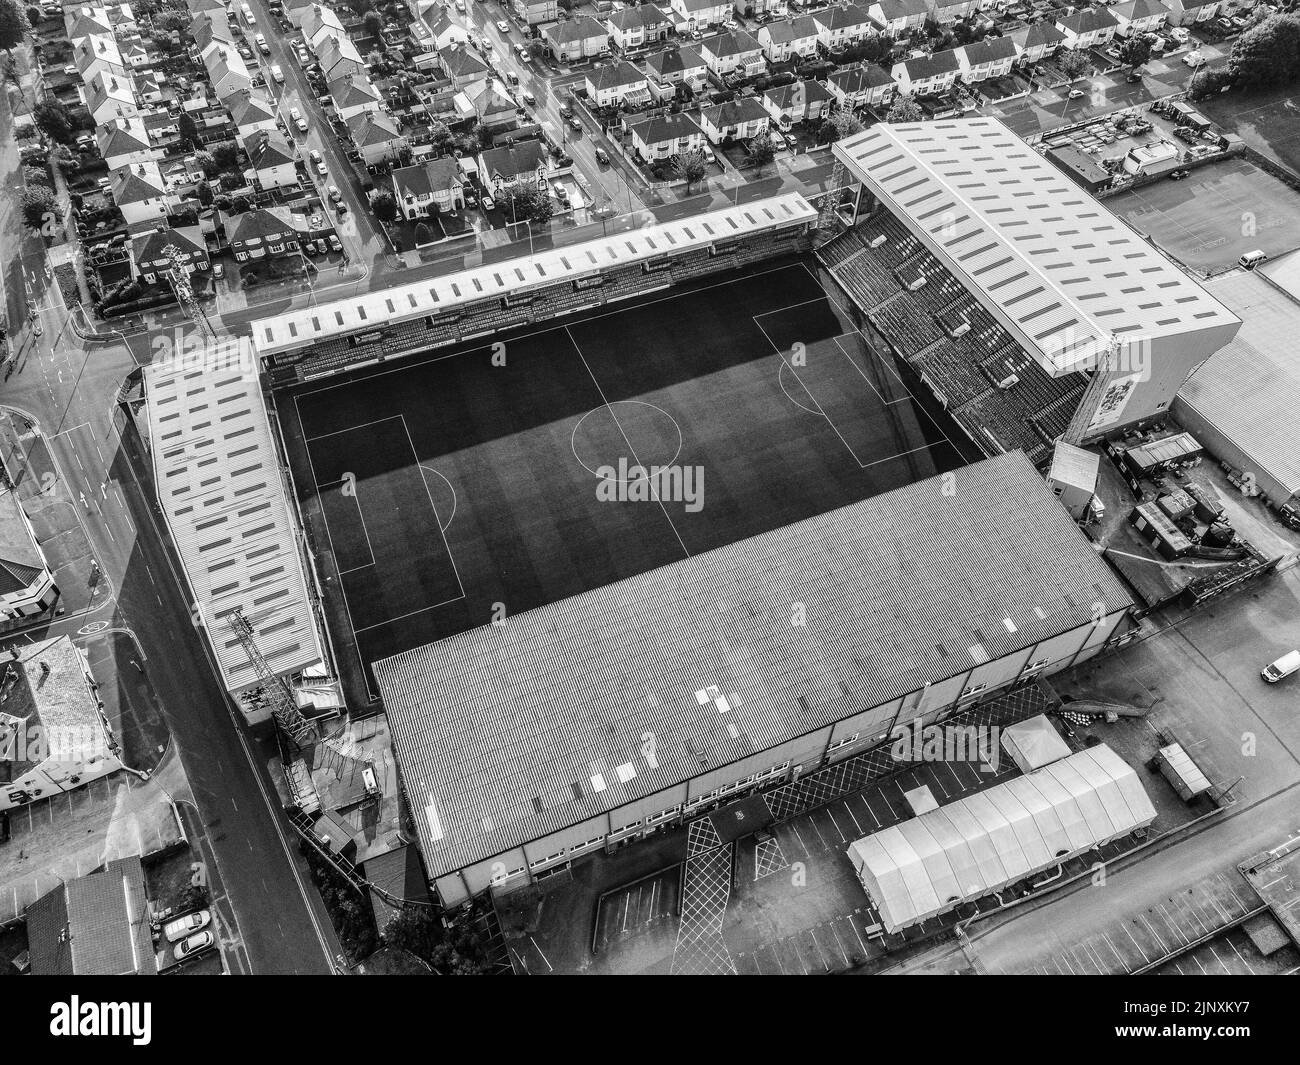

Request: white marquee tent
left=846, top=745, right=1155, bottom=932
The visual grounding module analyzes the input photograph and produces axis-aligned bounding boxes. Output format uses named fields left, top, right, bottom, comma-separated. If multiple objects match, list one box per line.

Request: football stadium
left=148, top=118, right=1244, bottom=908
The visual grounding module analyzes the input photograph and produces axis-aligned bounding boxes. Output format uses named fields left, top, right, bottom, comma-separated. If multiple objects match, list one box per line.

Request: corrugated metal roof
left=144, top=345, right=322, bottom=692
left=1176, top=271, right=1300, bottom=497
left=377, top=453, right=1131, bottom=878
left=251, top=193, right=817, bottom=356
left=833, top=119, right=1240, bottom=376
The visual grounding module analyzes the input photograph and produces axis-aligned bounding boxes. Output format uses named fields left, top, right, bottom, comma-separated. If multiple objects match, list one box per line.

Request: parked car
left=559, top=103, right=573, bottom=119
left=255, top=33, right=269, bottom=53
left=567, top=116, right=582, bottom=132
left=1173, top=126, right=1199, bottom=143
left=481, top=195, right=495, bottom=210
left=1170, top=26, right=1190, bottom=42
left=516, top=45, right=530, bottom=63
left=1167, top=169, right=1190, bottom=181
left=212, top=262, right=225, bottom=279
left=495, top=19, right=509, bottom=33
left=328, top=185, right=342, bottom=203
left=594, top=146, right=610, bottom=165
left=175, top=930, right=214, bottom=960
left=328, top=234, right=343, bottom=252
left=522, top=89, right=535, bottom=105
left=271, top=63, right=284, bottom=83
left=1183, top=51, right=1206, bottom=67
left=455, top=0, right=464, bottom=8
left=238, top=45, right=253, bottom=59
left=1067, top=88, right=1085, bottom=99
left=316, top=160, right=328, bottom=177
left=296, top=116, right=309, bottom=133
left=506, top=71, right=519, bottom=86
left=163, top=910, right=211, bottom=943
left=1126, top=71, right=1143, bottom=83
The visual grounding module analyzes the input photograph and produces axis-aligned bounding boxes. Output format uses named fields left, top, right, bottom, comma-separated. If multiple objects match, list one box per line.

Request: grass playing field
left=278, top=257, right=979, bottom=700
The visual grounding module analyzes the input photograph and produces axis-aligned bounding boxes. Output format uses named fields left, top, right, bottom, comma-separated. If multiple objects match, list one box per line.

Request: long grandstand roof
left=251, top=192, right=818, bottom=357
left=833, top=119, right=1239, bottom=375
left=377, top=453, right=1132, bottom=878
left=144, top=346, right=322, bottom=693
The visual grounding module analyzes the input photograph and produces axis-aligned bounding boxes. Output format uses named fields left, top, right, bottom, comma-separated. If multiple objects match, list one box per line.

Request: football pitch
left=278, top=258, right=980, bottom=698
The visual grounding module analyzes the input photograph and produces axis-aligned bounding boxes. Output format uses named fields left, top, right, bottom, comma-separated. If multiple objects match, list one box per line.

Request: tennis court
left=279, top=258, right=978, bottom=698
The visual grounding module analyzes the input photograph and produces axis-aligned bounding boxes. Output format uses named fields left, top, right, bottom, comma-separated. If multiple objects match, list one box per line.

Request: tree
left=197, top=181, right=214, bottom=206
left=499, top=180, right=552, bottom=225
left=371, top=190, right=397, bottom=221
left=24, top=5, right=39, bottom=26
left=22, top=163, right=50, bottom=187
left=211, top=141, right=239, bottom=170
left=20, top=186, right=55, bottom=233
left=885, top=97, right=923, bottom=123
left=748, top=130, right=775, bottom=173
left=0, top=0, right=29, bottom=54
left=154, top=9, right=186, bottom=32
left=363, top=10, right=383, bottom=39
left=672, top=147, right=708, bottom=191
left=1228, top=12, right=1300, bottom=91
left=193, top=149, right=217, bottom=178
left=414, top=220, right=432, bottom=245
left=825, top=109, right=865, bottom=142
left=34, top=99, right=74, bottom=144
left=1058, top=48, right=1091, bottom=79
left=1117, top=35, right=1152, bottom=71
left=428, top=119, right=451, bottom=150
left=1188, top=66, right=1234, bottom=99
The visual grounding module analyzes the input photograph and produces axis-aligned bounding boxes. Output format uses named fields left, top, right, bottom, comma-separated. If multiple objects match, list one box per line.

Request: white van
left=1261, top=649, right=1300, bottom=683
left=241, top=3, right=256, bottom=25
left=1239, top=249, right=1267, bottom=270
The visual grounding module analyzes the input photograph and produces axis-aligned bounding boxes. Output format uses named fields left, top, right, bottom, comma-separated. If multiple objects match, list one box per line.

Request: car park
left=163, top=910, right=211, bottom=943
left=175, top=930, right=214, bottom=960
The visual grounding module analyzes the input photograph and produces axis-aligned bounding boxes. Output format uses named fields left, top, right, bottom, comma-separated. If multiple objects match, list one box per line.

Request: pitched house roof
left=393, top=157, right=463, bottom=199
left=607, top=4, right=671, bottom=31
left=766, top=78, right=835, bottom=108
left=625, top=110, right=704, bottom=145
left=1057, top=7, right=1120, bottom=33
left=97, top=118, right=150, bottom=158
left=827, top=64, right=894, bottom=92
left=224, top=205, right=301, bottom=243
left=544, top=13, right=608, bottom=45
left=439, top=44, right=489, bottom=78
left=898, top=47, right=961, bottom=81
left=225, top=88, right=275, bottom=126
left=247, top=130, right=296, bottom=169
left=699, top=28, right=764, bottom=58
left=870, top=0, right=929, bottom=18
left=644, top=44, right=705, bottom=78
left=762, top=14, right=820, bottom=44
left=479, top=139, right=549, bottom=183
left=112, top=162, right=164, bottom=204
left=27, top=857, right=155, bottom=976
left=329, top=73, right=381, bottom=109
left=346, top=110, right=403, bottom=146
left=588, top=60, right=648, bottom=90
left=701, top=95, right=770, bottom=127
left=813, top=2, right=875, bottom=31
left=960, top=35, right=1018, bottom=66
left=132, top=224, right=205, bottom=264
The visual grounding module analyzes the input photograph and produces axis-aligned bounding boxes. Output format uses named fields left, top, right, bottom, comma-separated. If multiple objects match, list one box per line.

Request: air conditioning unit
left=997, top=373, right=1019, bottom=389
left=868, top=233, right=887, bottom=248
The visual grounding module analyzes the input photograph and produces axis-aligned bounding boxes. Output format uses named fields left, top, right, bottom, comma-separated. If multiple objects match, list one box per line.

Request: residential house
left=284, top=0, right=318, bottom=24
left=97, top=117, right=160, bottom=171
left=329, top=73, right=384, bottom=122
left=202, top=43, right=253, bottom=99
left=131, top=225, right=209, bottom=283
left=393, top=157, right=466, bottom=217
left=956, top=35, right=1017, bottom=82
left=65, top=8, right=111, bottom=47
left=1055, top=7, right=1120, bottom=48
left=110, top=161, right=167, bottom=224
left=698, top=29, right=767, bottom=77
left=0, top=491, right=58, bottom=626
left=118, top=35, right=149, bottom=69
left=757, top=15, right=820, bottom=63
left=513, top=0, right=559, bottom=25
left=223, top=205, right=301, bottom=261
left=467, top=80, right=519, bottom=128
left=1164, top=0, right=1223, bottom=24
left=891, top=47, right=960, bottom=94
left=142, top=107, right=180, bottom=144
left=586, top=60, right=654, bottom=107
left=1111, top=0, right=1169, bottom=35
left=303, top=4, right=347, bottom=52
left=670, top=0, right=732, bottom=30
left=439, top=44, right=491, bottom=91
left=85, top=71, right=138, bottom=125
left=347, top=110, right=408, bottom=165
left=928, top=0, right=981, bottom=24
left=624, top=111, right=707, bottom=161
left=1009, top=20, right=1066, bottom=64
left=73, top=34, right=125, bottom=85
left=246, top=130, right=299, bottom=189
left=318, top=36, right=367, bottom=83
left=133, top=70, right=166, bottom=106
left=606, top=4, right=673, bottom=51
left=190, top=10, right=233, bottom=52
left=186, top=0, right=227, bottom=13
left=0, top=635, right=120, bottom=811
left=812, top=3, right=877, bottom=51
left=866, top=0, right=929, bottom=37
left=698, top=95, right=769, bottom=141
left=423, top=8, right=469, bottom=51
left=225, top=88, right=279, bottom=147
left=478, top=140, right=550, bottom=191
left=542, top=15, right=611, bottom=61
left=643, top=45, right=709, bottom=99
left=826, top=63, right=895, bottom=108
left=762, top=77, right=834, bottom=124
left=27, top=857, right=155, bottom=975
left=737, top=0, right=789, bottom=16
